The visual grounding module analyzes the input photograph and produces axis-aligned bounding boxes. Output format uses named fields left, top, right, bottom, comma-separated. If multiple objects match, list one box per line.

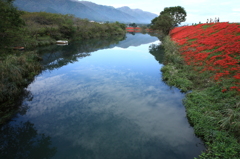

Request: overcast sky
left=78, top=0, right=240, bottom=24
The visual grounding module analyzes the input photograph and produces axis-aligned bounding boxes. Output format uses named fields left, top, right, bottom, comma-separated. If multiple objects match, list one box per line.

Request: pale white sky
left=78, top=0, right=240, bottom=24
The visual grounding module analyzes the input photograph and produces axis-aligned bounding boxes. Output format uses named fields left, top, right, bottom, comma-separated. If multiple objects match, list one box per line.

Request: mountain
left=13, top=0, right=103, bottom=21
left=117, top=6, right=157, bottom=23
left=79, top=1, right=137, bottom=23
left=13, top=0, right=157, bottom=23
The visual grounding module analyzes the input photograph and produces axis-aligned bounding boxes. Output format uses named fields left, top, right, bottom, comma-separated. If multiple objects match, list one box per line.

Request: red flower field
left=126, top=27, right=141, bottom=32
left=126, top=27, right=152, bottom=32
left=170, top=22, right=240, bottom=92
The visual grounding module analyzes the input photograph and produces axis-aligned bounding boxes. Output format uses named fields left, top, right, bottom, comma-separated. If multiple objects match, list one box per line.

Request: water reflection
left=23, top=62, right=203, bottom=158
left=149, top=44, right=165, bottom=64
left=111, top=33, right=159, bottom=48
left=38, top=35, right=126, bottom=71
left=38, top=33, right=159, bottom=71
left=1, top=33, right=205, bottom=159
left=0, top=121, right=57, bottom=159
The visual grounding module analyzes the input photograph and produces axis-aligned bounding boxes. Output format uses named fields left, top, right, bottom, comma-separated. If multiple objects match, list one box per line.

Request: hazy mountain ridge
left=117, top=6, right=157, bottom=23
left=14, top=0, right=102, bottom=21
left=79, top=1, right=137, bottom=23
left=13, top=0, right=157, bottom=23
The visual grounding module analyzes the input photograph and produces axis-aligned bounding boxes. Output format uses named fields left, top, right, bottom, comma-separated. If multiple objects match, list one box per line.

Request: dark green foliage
left=160, top=6, right=187, bottom=26
left=20, top=12, right=126, bottom=46
left=21, top=12, right=76, bottom=43
left=115, top=21, right=126, bottom=30
left=151, top=14, right=175, bottom=35
left=129, top=23, right=137, bottom=27
left=151, top=17, right=158, bottom=26
left=151, top=6, right=187, bottom=35
left=185, top=88, right=240, bottom=158
left=0, top=52, right=42, bottom=124
left=0, top=0, right=25, bottom=51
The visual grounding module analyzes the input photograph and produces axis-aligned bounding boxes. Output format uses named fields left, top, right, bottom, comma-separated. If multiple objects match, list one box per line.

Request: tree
left=151, top=17, right=158, bottom=26
left=129, top=23, right=137, bottom=28
left=160, top=6, right=187, bottom=26
left=150, top=6, right=187, bottom=35
left=0, top=0, right=25, bottom=50
left=152, top=14, right=174, bottom=35
left=115, top=21, right=126, bottom=30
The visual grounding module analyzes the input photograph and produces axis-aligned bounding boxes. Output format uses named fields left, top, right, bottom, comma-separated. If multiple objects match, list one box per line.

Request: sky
left=78, top=0, right=240, bottom=24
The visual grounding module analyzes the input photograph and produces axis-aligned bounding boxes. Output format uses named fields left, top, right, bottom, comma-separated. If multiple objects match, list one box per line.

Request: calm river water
left=0, top=33, right=205, bottom=159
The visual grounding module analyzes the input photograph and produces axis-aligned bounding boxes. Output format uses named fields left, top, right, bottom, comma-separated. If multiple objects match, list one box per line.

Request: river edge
left=0, top=51, right=42, bottom=125
left=160, top=36, right=240, bottom=158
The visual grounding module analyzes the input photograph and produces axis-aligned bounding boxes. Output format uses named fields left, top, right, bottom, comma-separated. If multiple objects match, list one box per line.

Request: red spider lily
left=170, top=22, right=240, bottom=92
left=222, top=88, right=227, bottom=93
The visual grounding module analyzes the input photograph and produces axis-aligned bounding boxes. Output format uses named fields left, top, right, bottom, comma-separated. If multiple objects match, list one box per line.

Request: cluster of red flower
left=126, top=27, right=141, bottom=32
left=170, top=22, right=240, bottom=92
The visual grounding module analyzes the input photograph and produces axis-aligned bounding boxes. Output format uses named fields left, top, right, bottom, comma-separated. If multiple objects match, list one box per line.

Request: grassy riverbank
left=161, top=22, right=240, bottom=158
left=18, top=12, right=126, bottom=49
left=0, top=51, right=42, bottom=124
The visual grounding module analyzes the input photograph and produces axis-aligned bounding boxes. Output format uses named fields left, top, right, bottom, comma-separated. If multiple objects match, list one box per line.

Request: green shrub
left=0, top=52, right=42, bottom=124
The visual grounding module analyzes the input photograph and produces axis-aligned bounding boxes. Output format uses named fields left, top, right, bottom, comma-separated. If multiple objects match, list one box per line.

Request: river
left=0, top=33, right=205, bottom=159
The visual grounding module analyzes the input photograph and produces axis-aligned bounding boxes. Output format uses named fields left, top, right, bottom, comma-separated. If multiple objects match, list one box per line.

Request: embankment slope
left=161, top=22, right=240, bottom=158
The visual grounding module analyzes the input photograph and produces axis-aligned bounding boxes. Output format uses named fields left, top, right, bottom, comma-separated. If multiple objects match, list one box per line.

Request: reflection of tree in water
left=149, top=44, right=165, bottom=64
left=0, top=88, right=34, bottom=126
left=0, top=121, right=57, bottom=159
left=0, top=74, right=56, bottom=159
left=128, top=32, right=135, bottom=35
left=37, top=35, right=126, bottom=71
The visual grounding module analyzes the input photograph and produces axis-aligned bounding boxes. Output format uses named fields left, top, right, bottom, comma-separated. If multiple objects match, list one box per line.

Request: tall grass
left=0, top=52, right=42, bottom=124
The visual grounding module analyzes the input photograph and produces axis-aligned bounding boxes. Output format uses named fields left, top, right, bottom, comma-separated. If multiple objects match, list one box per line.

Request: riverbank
left=161, top=22, right=240, bottom=158
left=18, top=12, right=126, bottom=49
left=0, top=51, right=42, bottom=124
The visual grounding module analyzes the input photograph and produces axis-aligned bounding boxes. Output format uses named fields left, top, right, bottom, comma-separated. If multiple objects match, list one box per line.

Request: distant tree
left=115, top=21, right=126, bottom=30
left=129, top=23, right=137, bottom=28
left=150, top=6, right=187, bottom=35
